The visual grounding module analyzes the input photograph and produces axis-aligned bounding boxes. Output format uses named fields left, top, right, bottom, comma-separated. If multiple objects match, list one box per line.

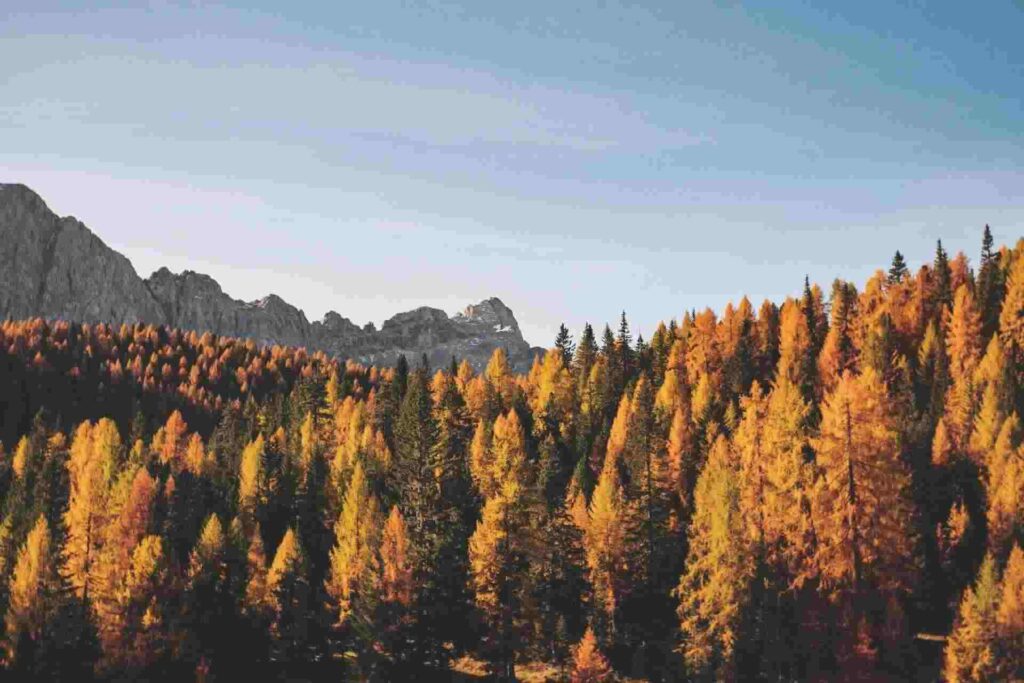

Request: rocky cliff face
left=0, top=184, right=165, bottom=325
left=0, top=183, right=538, bottom=371
left=145, top=268, right=312, bottom=349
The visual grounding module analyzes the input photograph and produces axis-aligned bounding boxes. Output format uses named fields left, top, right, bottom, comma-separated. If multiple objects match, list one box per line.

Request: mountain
left=0, top=183, right=541, bottom=371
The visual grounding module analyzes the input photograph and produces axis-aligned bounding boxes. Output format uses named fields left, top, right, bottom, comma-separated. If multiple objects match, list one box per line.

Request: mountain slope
left=0, top=183, right=538, bottom=371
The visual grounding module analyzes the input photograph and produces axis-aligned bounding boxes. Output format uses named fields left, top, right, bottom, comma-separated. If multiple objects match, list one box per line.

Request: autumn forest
left=2, top=228, right=1024, bottom=682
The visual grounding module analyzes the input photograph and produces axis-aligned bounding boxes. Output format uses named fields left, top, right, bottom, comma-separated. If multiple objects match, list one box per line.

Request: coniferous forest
left=3, top=228, right=1024, bottom=682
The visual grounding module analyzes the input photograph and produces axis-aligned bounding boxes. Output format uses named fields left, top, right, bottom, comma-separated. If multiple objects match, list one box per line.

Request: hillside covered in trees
left=1, top=227, right=1024, bottom=681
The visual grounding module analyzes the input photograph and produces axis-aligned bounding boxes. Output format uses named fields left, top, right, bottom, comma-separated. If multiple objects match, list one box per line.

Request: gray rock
left=0, top=183, right=538, bottom=371
left=0, top=183, right=164, bottom=324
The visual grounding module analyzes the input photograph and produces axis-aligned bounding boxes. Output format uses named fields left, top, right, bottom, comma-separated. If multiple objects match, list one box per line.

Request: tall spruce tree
left=555, top=324, right=576, bottom=368
left=888, top=251, right=909, bottom=284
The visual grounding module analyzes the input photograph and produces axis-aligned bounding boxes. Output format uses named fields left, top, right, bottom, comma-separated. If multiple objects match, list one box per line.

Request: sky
left=1, top=1, right=1022, bottom=346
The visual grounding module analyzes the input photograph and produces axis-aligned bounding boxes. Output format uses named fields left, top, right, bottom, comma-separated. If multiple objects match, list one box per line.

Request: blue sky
left=2, top=1, right=1022, bottom=345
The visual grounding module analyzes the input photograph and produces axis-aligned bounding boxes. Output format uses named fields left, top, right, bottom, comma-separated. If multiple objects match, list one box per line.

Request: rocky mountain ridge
left=0, top=183, right=540, bottom=371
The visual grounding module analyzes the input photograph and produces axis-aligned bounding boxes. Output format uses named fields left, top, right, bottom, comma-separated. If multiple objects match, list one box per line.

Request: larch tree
left=571, top=627, right=613, bottom=683
left=470, top=418, right=496, bottom=499
left=326, top=461, right=381, bottom=629
left=777, top=299, right=816, bottom=404
left=986, top=416, right=1023, bottom=559
left=999, top=252, right=1024, bottom=372
left=734, top=381, right=772, bottom=548
left=3, top=516, right=57, bottom=666
left=944, top=555, right=999, bottom=683
left=185, top=514, right=234, bottom=674
left=676, top=436, right=752, bottom=681
left=818, top=280, right=859, bottom=392
left=468, top=409, right=533, bottom=680
left=155, top=409, right=188, bottom=470
left=242, top=524, right=272, bottom=622
left=379, top=505, right=413, bottom=609
left=64, top=419, right=120, bottom=601
left=238, top=435, right=266, bottom=530
left=93, top=467, right=158, bottom=665
left=665, top=406, right=695, bottom=520
left=584, top=447, right=627, bottom=644
left=810, top=368, right=918, bottom=665
left=605, top=393, right=631, bottom=467
left=99, top=534, right=176, bottom=674
left=531, top=348, right=575, bottom=428
left=945, top=285, right=984, bottom=447
left=813, top=369, right=917, bottom=595
left=995, top=545, right=1024, bottom=678
left=761, top=377, right=813, bottom=576
left=734, top=377, right=813, bottom=677
left=372, top=504, right=417, bottom=676
left=266, top=528, right=309, bottom=664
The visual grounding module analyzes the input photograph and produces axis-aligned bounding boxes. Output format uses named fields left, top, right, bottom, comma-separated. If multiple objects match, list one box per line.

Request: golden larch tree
left=3, top=516, right=56, bottom=664
left=812, top=369, right=917, bottom=597
left=676, top=436, right=752, bottom=680
left=467, top=409, right=532, bottom=679
left=945, top=285, right=984, bottom=447
left=998, top=252, right=1024, bottom=366
left=996, top=544, right=1024, bottom=677
left=584, top=449, right=626, bottom=635
left=238, top=435, right=266, bottom=528
left=326, top=461, right=381, bottom=626
left=571, top=627, right=613, bottom=683
left=944, top=555, right=999, bottom=683
left=379, top=505, right=413, bottom=607
left=64, top=419, right=120, bottom=600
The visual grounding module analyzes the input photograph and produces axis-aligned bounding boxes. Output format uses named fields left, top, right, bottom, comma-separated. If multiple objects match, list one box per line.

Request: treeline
left=1, top=228, right=1023, bottom=681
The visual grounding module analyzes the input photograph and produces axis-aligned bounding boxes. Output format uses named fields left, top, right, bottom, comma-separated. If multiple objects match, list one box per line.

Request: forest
left=0, top=227, right=1023, bottom=682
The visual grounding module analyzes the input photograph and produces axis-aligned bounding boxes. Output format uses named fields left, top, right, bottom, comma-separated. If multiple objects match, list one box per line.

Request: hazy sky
left=2, top=1, right=1022, bottom=345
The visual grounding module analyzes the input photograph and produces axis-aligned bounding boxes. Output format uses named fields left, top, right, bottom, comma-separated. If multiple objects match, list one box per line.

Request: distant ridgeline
left=0, top=183, right=543, bottom=374
left=1, top=190, right=1024, bottom=681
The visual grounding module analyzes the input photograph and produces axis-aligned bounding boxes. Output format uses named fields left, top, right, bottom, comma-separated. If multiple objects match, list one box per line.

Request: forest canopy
left=1, top=227, right=1023, bottom=681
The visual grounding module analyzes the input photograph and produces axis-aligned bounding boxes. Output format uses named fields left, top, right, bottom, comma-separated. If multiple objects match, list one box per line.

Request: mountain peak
left=457, top=297, right=521, bottom=336
left=0, top=183, right=538, bottom=371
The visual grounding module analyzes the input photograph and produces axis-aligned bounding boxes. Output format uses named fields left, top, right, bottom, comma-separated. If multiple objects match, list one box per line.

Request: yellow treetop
left=585, top=449, right=626, bottom=622
left=379, top=505, right=413, bottom=607
left=570, top=627, right=613, bottom=682
left=677, top=435, right=751, bottom=680
left=811, top=369, right=916, bottom=599
left=326, top=462, right=381, bottom=624
left=998, top=252, right=1024, bottom=361
left=3, top=516, right=55, bottom=663
left=605, top=393, right=631, bottom=466
left=238, top=434, right=266, bottom=526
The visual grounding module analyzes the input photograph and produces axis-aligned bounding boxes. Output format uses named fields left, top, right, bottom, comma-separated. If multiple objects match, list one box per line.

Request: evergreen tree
left=976, top=225, right=1004, bottom=339
left=888, top=251, right=909, bottom=284
left=574, top=323, right=599, bottom=393
left=555, top=323, right=576, bottom=368
left=391, top=368, right=466, bottom=670
left=935, top=240, right=953, bottom=313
